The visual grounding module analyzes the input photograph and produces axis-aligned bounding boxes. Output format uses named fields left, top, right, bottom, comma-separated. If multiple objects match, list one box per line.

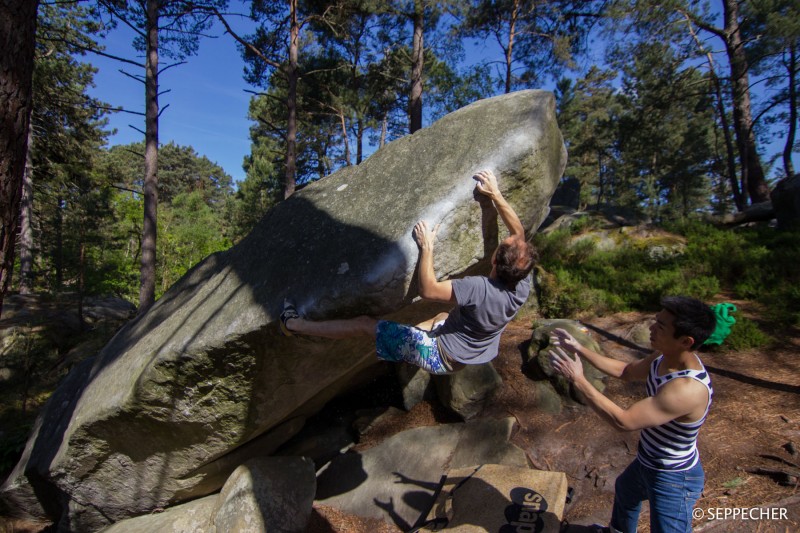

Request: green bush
left=536, top=267, right=623, bottom=318
left=534, top=228, right=578, bottom=264
left=724, top=317, right=773, bottom=350
left=535, top=220, right=798, bottom=325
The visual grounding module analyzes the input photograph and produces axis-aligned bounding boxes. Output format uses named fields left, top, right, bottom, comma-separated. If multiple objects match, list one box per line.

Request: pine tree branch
left=198, top=6, right=283, bottom=72
left=40, top=36, right=143, bottom=68
left=97, top=0, right=147, bottom=40
left=254, top=117, right=288, bottom=142
left=95, top=105, right=144, bottom=116
left=677, top=7, right=726, bottom=40
left=158, top=61, right=187, bottom=75
left=119, top=69, right=145, bottom=84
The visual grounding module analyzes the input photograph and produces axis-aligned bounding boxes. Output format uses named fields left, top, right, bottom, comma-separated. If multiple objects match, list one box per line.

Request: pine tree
left=0, top=0, right=39, bottom=315
left=93, top=0, right=227, bottom=312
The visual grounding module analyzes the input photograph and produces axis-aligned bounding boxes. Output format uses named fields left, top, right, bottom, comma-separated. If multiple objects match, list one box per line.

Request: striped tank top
left=637, top=354, right=713, bottom=471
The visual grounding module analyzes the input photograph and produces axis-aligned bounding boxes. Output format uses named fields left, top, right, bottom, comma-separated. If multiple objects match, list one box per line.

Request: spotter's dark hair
left=660, top=296, right=716, bottom=349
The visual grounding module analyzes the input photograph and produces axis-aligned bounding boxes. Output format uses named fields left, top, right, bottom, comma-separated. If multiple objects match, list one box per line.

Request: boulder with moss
left=528, top=319, right=608, bottom=405
left=0, top=91, right=566, bottom=531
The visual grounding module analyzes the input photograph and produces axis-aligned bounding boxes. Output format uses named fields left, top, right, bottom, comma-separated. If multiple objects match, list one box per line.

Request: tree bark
left=139, top=0, right=159, bottom=313
left=712, top=70, right=744, bottom=211
left=284, top=0, right=299, bottom=198
left=686, top=18, right=743, bottom=211
left=504, top=0, right=520, bottom=94
left=78, top=235, right=85, bottom=328
left=0, top=0, right=39, bottom=316
left=18, top=126, right=34, bottom=293
left=356, top=118, right=364, bottom=164
left=784, top=42, right=797, bottom=179
left=409, top=0, right=424, bottom=133
left=723, top=0, right=770, bottom=204
left=55, top=194, right=63, bottom=287
left=380, top=114, right=387, bottom=147
left=339, top=109, right=351, bottom=166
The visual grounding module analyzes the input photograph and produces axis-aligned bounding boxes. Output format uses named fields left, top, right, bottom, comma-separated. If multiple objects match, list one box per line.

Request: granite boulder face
left=0, top=90, right=566, bottom=531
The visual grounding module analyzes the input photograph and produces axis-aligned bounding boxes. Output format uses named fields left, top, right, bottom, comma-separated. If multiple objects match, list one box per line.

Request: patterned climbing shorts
left=375, top=320, right=453, bottom=375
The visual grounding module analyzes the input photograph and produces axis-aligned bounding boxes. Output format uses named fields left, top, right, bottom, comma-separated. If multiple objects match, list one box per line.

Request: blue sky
left=86, top=13, right=256, bottom=184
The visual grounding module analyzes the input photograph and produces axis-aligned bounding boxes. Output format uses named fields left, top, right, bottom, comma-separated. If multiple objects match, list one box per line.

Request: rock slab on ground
left=315, top=417, right=528, bottom=530
left=423, top=464, right=568, bottom=532
left=100, top=457, right=315, bottom=533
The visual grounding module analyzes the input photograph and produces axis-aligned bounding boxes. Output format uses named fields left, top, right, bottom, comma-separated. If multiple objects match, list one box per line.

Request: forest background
left=7, top=0, right=799, bottom=312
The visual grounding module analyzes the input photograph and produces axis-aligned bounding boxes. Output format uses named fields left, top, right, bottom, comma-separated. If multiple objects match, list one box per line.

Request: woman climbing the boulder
left=279, top=169, right=537, bottom=374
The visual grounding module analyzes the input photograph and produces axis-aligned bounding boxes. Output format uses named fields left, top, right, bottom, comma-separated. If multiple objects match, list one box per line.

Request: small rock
left=782, top=441, right=797, bottom=456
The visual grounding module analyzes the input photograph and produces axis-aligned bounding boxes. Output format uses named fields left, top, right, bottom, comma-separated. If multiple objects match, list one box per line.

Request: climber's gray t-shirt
left=435, top=275, right=530, bottom=364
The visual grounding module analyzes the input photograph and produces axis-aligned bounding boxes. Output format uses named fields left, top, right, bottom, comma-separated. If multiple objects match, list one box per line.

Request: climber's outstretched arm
left=413, top=221, right=454, bottom=303
left=473, top=170, right=525, bottom=238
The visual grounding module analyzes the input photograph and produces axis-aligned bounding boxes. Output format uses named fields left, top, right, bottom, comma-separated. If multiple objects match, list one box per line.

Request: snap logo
left=499, top=487, right=548, bottom=533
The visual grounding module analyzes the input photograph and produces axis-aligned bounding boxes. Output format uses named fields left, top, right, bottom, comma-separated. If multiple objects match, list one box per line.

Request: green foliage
left=535, top=221, right=798, bottom=328
left=677, top=222, right=800, bottom=326
left=87, top=191, right=143, bottom=302
left=556, top=68, right=622, bottom=208
left=102, top=142, right=234, bottom=207
left=536, top=266, right=623, bottom=318
left=25, top=141, right=237, bottom=303
left=157, top=191, right=232, bottom=296
left=724, top=317, right=773, bottom=351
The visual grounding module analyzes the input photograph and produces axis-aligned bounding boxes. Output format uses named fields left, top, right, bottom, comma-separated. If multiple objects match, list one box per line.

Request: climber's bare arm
left=413, top=221, right=455, bottom=303
left=473, top=170, right=525, bottom=238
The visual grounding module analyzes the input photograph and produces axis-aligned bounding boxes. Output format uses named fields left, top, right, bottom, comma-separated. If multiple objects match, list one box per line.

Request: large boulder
left=0, top=90, right=566, bottom=531
left=771, top=173, right=800, bottom=229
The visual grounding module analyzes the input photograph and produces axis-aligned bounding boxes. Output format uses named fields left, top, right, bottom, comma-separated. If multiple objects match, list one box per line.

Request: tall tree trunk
left=380, top=113, right=387, bottom=147
left=339, top=110, right=351, bottom=166
left=684, top=13, right=744, bottom=210
left=19, top=126, right=34, bottom=293
left=284, top=0, right=299, bottom=198
left=78, top=233, right=85, bottom=329
left=723, top=0, right=769, bottom=204
left=139, top=0, right=159, bottom=313
left=712, top=74, right=744, bottom=211
left=55, top=195, right=63, bottom=288
left=504, top=0, right=520, bottom=94
left=409, top=0, right=424, bottom=133
left=704, top=45, right=742, bottom=209
left=356, top=118, right=364, bottom=164
left=595, top=150, right=604, bottom=207
left=784, top=42, right=797, bottom=179
left=0, top=0, right=39, bottom=316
